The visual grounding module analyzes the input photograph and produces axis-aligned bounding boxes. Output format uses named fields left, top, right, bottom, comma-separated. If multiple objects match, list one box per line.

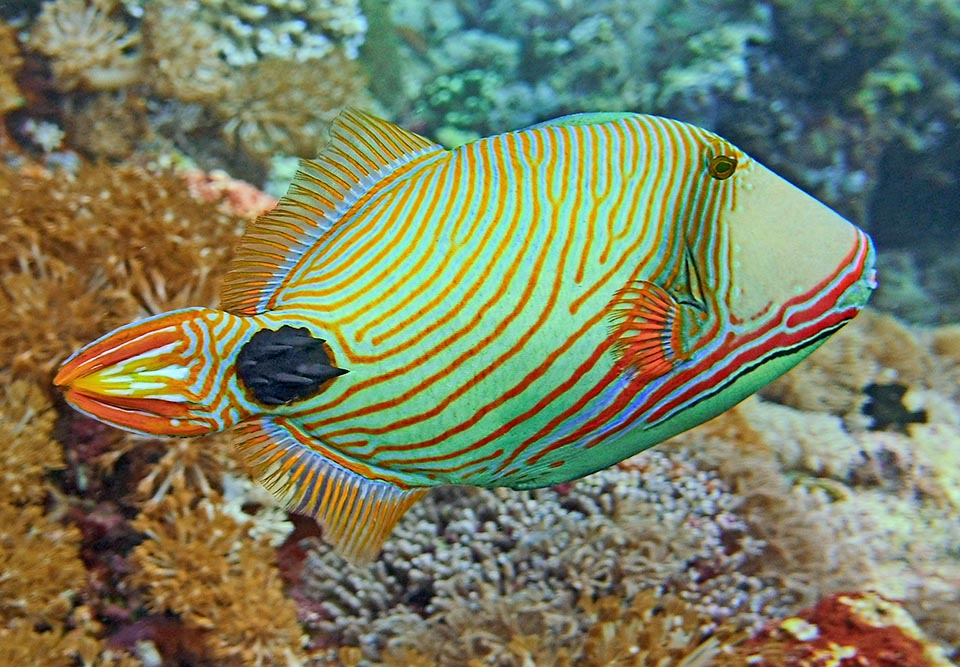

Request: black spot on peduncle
left=237, top=326, right=348, bottom=406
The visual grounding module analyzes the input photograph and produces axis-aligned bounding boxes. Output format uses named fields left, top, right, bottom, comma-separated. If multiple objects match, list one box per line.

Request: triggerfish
left=55, top=110, right=876, bottom=564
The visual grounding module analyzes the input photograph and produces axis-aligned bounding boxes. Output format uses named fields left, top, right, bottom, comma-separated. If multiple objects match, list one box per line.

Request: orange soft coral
left=0, top=22, right=24, bottom=115
left=129, top=489, right=306, bottom=666
left=0, top=163, right=247, bottom=383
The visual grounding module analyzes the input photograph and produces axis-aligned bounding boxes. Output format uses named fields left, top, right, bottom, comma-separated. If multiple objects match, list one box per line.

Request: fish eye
left=708, top=154, right=738, bottom=180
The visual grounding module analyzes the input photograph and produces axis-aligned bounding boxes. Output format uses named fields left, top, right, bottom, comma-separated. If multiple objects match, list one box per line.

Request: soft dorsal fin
left=221, top=109, right=445, bottom=314
left=233, top=416, right=427, bottom=565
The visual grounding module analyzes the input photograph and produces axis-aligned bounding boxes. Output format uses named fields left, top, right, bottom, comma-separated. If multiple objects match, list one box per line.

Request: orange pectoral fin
left=607, top=280, right=683, bottom=383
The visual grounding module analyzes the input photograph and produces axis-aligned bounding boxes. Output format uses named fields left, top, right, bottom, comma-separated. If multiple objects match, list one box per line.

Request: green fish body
left=56, top=111, right=876, bottom=563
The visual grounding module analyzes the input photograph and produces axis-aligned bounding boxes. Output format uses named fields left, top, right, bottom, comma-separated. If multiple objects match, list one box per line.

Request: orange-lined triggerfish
left=56, top=110, right=877, bottom=564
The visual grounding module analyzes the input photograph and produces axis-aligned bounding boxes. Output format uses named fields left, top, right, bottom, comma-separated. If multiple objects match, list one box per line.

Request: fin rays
left=608, top=281, right=681, bottom=382
left=221, top=109, right=444, bottom=315
left=233, top=417, right=426, bottom=565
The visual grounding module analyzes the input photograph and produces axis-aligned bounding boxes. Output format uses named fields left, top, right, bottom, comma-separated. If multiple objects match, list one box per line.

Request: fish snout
left=54, top=308, right=234, bottom=437
left=726, top=164, right=877, bottom=323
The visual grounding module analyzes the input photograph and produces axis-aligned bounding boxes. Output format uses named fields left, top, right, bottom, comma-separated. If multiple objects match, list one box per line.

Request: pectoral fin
left=607, top=281, right=685, bottom=383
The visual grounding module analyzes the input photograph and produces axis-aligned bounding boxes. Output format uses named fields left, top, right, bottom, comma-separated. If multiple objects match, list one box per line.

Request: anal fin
left=233, top=417, right=426, bottom=565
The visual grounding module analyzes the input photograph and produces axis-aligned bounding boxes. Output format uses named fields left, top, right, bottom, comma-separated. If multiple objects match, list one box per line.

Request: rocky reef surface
left=1, top=1, right=958, bottom=665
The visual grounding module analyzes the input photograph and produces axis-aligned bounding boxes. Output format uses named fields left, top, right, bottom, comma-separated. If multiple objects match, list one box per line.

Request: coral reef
left=0, top=22, right=24, bottom=115
left=721, top=591, right=956, bottom=667
left=129, top=489, right=304, bottom=666
left=293, top=447, right=806, bottom=663
left=0, top=158, right=301, bottom=664
left=376, top=0, right=959, bottom=322
left=215, top=54, right=373, bottom=159
left=28, top=0, right=142, bottom=91
left=688, top=310, right=960, bottom=652
left=0, top=379, right=138, bottom=666
left=21, top=0, right=374, bottom=170
left=2, top=1, right=959, bottom=663
left=0, top=162, right=251, bottom=382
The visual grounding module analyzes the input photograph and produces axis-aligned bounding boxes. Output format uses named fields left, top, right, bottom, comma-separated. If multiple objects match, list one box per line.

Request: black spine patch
left=237, top=326, right=348, bottom=406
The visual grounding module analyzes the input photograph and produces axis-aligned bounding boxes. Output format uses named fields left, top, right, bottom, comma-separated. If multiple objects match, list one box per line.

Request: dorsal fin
left=233, top=416, right=427, bottom=565
left=221, top=109, right=445, bottom=314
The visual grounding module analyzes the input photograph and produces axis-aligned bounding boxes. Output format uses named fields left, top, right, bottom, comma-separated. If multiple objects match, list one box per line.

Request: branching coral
left=129, top=489, right=305, bottom=666
left=0, top=22, right=24, bottom=115
left=296, top=448, right=798, bottom=663
left=28, top=0, right=142, bottom=91
left=0, top=163, right=247, bottom=383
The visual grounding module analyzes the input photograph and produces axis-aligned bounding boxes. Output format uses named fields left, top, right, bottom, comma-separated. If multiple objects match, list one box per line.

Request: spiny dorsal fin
left=233, top=416, right=427, bottom=565
left=221, top=109, right=445, bottom=315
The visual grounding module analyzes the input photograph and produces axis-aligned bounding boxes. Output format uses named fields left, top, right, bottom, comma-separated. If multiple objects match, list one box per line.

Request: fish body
left=56, top=111, right=876, bottom=563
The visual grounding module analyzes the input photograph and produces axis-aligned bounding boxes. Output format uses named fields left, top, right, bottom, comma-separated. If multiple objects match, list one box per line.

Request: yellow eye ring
left=708, top=154, right=738, bottom=180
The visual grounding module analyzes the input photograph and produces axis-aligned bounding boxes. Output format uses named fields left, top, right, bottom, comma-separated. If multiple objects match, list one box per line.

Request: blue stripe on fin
left=232, top=416, right=427, bottom=565
left=221, top=109, right=445, bottom=315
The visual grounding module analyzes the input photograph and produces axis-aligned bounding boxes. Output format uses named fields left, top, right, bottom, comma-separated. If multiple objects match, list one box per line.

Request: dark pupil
left=709, top=155, right=736, bottom=179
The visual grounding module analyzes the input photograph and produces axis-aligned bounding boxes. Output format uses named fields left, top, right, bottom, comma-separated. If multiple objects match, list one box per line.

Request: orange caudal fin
left=232, top=416, right=427, bottom=565
left=54, top=307, right=256, bottom=437
left=607, top=281, right=684, bottom=383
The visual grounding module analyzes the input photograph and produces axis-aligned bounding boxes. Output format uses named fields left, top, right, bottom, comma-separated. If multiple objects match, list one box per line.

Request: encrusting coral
left=716, top=591, right=956, bottom=667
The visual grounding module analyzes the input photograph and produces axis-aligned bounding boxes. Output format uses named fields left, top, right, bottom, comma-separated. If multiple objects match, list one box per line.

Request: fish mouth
left=840, top=226, right=878, bottom=312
